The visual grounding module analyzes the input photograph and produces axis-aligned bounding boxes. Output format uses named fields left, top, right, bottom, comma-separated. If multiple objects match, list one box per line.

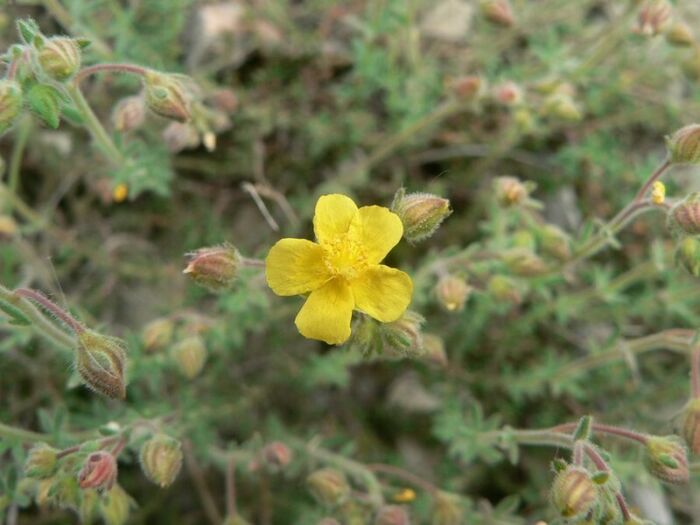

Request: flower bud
left=539, top=224, right=571, bottom=261
left=0, top=80, right=23, bottom=135
left=111, top=96, right=146, bottom=133
left=100, top=484, right=135, bottom=525
left=449, top=75, right=485, bottom=100
left=487, top=275, right=522, bottom=305
left=431, top=491, right=463, bottom=525
left=643, top=435, right=689, bottom=484
left=78, top=451, right=117, bottom=491
left=494, top=176, right=530, bottom=207
left=142, top=317, right=174, bottom=352
left=550, top=466, right=598, bottom=519
left=651, top=180, right=666, bottom=205
left=680, top=399, right=700, bottom=455
left=143, top=71, right=193, bottom=122
left=375, top=505, right=410, bottom=525
left=172, top=335, right=207, bottom=379
left=112, top=183, right=128, bottom=203
left=682, top=48, right=700, bottom=82
left=541, top=93, right=582, bottom=122
left=139, top=434, right=183, bottom=487
left=24, top=444, right=58, bottom=478
left=184, top=243, right=241, bottom=292
left=480, top=0, right=515, bottom=27
left=306, top=468, right=350, bottom=507
left=0, top=215, right=19, bottom=239
left=75, top=330, right=128, bottom=399
left=380, top=310, right=425, bottom=358
left=637, top=0, right=672, bottom=36
left=493, top=81, right=523, bottom=106
left=665, top=22, right=694, bottom=47
left=434, top=275, right=471, bottom=312
left=261, top=441, right=293, bottom=471
left=162, top=121, right=200, bottom=152
left=503, top=248, right=548, bottom=277
left=37, top=37, right=81, bottom=81
left=676, top=237, right=700, bottom=276
left=668, top=193, right=700, bottom=235
left=421, top=333, right=448, bottom=368
left=209, top=88, right=239, bottom=113
left=667, top=124, right=700, bottom=164
left=391, top=189, right=452, bottom=244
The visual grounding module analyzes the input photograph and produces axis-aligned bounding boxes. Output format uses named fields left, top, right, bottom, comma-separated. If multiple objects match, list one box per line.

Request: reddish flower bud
left=637, top=0, right=672, bottom=36
left=112, top=96, right=146, bottom=133
left=143, top=71, right=194, bottom=122
left=449, top=75, right=485, bottom=100
left=668, top=193, right=700, bottom=235
left=375, top=505, right=411, bottom=525
left=434, top=275, right=471, bottom=312
left=209, top=88, right=239, bottom=113
left=493, top=81, right=523, bottom=106
left=480, top=0, right=515, bottom=27
left=78, top=451, right=117, bottom=491
left=261, top=441, right=293, bottom=471
left=494, top=176, right=531, bottom=207
left=184, top=243, right=241, bottom=292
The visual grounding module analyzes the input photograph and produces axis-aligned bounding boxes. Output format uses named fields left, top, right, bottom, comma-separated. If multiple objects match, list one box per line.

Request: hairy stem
left=550, top=423, right=648, bottom=445
left=367, top=463, right=438, bottom=495
left=74, top=63, right=149, bottom=85
left=14, top=288, right=84, bottom=334
left=691, top=345, right=700, bottom=400
left=0, top=422, right=54, bottom=444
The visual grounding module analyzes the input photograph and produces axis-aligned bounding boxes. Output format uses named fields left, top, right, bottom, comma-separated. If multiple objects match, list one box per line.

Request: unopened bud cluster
left=75, top=330, right=128, bottom=399
left=184, top=243, right=241, bottom=292
left=78, top=451, right=118, bottom=491
left=139, top=434, right=183, bottom=487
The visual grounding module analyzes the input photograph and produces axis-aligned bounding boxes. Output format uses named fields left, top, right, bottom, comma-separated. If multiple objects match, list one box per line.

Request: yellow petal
left=265, top=239, right=330, bottom=296
left=352, top=265, right=413, bottom=322
left=295, top=278, right=354, bottom=344
left=313, top=194, right=358, bottom=244
left=351, top=206, right=404, bottom=264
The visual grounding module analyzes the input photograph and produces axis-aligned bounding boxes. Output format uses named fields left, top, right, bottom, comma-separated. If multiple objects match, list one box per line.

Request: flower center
left=321, top=236, right=368, bottom=281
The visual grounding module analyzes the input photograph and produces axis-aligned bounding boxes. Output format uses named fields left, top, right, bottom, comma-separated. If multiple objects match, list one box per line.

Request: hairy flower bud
left=100, top=485, right=135, bottom=525
left=391, top=189, right=452, bottom=244
left=261, top=441, right=293, bottom=471
left=0, top=80, right=23, bottom=135
left=142, top=317, right=174, bottom=352
left=78, top=451, right=117, bottom=491
left=480, top=0, right=515, bottom=27
left=449, top=75, right=485, bottom=100
left=381, top=310, right=425, bottom=358
left=666, top=22, right=694, bottom=47
left=539, top=224, right=571, bottom=261
left=375, top=505, right=410, bottom=525
left=37, top=36, right=81, bottom=81
left=676, top=237, right=700, bottom=276
left=75, top=330, right=128, bottom=399
left=550, top=466, right=598, bottom=519
left=422, top=333, right=448, bottom=368
left=434, top=275, right=471, bottom=312
left=209, top=88, right=239, bottom=113
left=184, top=243, right=241, bottom=292
left=637, top=0, right=672, bottom=36
left=139, top=434, right=182, bottom=488
left=172, top=335, right=207, bottom=379
left=143, top=71, right=193, bottom=122
left=111, top=96, right=146, bottom=133
left=643, top=435, right=689, bottom=484
left=431, top=492, right=463, bottom=525
left=542, top=93, right=582, bottom=122
left=162, top=121, right=200, bottom=152
left=307, top=468, right=350, bottom=507
left=493, top=81, right=523, bottom=106
left=24, top=444, right=58, bottom=479
left=681, top=399, right=700, bottom=455
left=487, top=275, right=522, bottom=305
left=503, top=248, right=548, bottom=277
left=668, top=193, right=700, bottom=235
left=666, top=124, right=700, bottom=164
left=494, top=176, right=530, bottom=207
left=0, top=215, right=18, bottom=239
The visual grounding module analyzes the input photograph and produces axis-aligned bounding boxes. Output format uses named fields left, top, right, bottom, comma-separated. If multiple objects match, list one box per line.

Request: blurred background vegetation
left=2, top=0, right=700, bottom=523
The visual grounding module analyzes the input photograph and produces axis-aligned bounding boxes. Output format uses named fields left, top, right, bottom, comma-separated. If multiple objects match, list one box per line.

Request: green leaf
left=26, top=84, right=65, bottom=129
left=16, top=18, right=40, bottom=45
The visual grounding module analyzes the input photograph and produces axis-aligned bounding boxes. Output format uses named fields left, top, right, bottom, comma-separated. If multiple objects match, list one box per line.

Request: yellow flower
left=266, top=194, right=413, bottom=344
left=651, top=181, right=666, bottom=205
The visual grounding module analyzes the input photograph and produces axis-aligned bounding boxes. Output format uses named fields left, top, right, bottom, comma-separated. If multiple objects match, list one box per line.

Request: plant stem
left=367, top=463, right=438, bottom=495
left=65, top=82, right=125, bottom=166
left=74, top=63, right=148, bottom=85
left=0, top=283, right=75, bottom=349
left=3, top=115, right=32, bottom=214
left=14, top=288, right=84, bottom=334
left=691, top=345, right=700, bottom=399
left=182, top=440, right=223, bottom=525
left=0, top=422, right=53, bottom=443
left=551, top=422, right=648, bottom=444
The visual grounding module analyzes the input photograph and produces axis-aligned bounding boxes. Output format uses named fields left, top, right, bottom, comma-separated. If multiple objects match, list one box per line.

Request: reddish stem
left=551, top=422, right=648, bottom=444
left=14, top=288, right=84, bottom=334
left=572, top=442, right=584, bottom=466
left=691, top=347, right=700, bottom=399
left=74, top=63, right=149, bottom=85
left=634, top=158, right=671, bottom=202
left=367, top=463, right=438, bottom=495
